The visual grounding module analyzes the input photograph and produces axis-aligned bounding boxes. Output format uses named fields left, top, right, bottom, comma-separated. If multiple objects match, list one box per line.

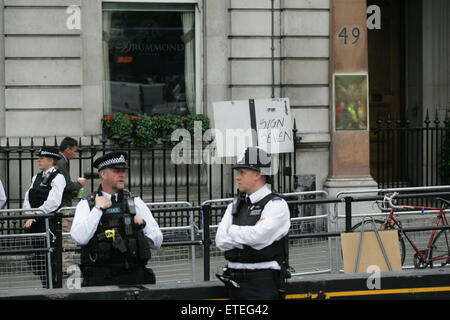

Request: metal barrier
left=332, top=185, right=450, bottom=272
left=285, top=191, right=332, bottom=276
left=201, top=190, right=333, bottom=281
left=200, top=197, right=232, bottom=281
left=0, top=208, right=53, bottom=289
left=146, top=201, right=201, bottom=283
left=1, top=186, right=450, bottom=291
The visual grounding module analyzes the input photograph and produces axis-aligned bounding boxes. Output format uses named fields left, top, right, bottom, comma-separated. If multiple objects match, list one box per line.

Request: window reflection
left=103, top=7, right=195, bottom=116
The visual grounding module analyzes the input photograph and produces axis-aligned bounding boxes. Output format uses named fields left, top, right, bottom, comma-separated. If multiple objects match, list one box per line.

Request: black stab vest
left=28, top=170, right=60, bottom=208
left=224, top=193, right=288, bottom=266
left=27, top=169, right=60, bottom=232
left=80, top=188, right=150, bottom=269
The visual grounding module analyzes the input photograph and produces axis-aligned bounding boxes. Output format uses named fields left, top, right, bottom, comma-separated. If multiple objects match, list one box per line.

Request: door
left=368, top=0, right=405, bottom=184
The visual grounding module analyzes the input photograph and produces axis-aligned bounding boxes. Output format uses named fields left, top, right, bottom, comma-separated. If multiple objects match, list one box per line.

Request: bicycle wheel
left=429, top=229, right=450, bottom=268
left=351, top=219, right=406, bottom=266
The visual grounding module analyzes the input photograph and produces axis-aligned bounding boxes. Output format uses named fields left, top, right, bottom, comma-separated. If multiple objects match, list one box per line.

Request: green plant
left=158, top=114, right=185, bottom=147
left=102, top=113, right=134, bottom=147
left=102, top=112, right=211, bottom=149
left=184, top=114, right=210, bottom=138
left=134, top=114, right=159, bottom=148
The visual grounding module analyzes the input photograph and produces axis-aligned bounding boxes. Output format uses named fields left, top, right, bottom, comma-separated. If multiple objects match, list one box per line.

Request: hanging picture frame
left=333, top=73, right=369, bottom=131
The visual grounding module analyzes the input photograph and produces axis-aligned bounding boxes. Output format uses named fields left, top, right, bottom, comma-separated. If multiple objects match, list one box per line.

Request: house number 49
left=338, top=27, right=360, bottom=45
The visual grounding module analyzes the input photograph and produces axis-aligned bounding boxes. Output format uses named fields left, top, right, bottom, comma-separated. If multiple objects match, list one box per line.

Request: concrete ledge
left=0, top=280, right=227, bottom=300
left=286, top=268, right=450, bottom=299
left=2, top=268, right=450, bottom=300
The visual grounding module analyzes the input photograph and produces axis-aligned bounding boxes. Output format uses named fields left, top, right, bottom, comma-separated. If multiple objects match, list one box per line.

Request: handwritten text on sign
left=255, top=98, right=293, bottom=153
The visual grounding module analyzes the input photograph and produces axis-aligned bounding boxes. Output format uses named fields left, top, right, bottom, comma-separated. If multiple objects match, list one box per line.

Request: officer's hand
left=134, top=214, right=144, bottom=225
left=24, top=219, right=36, bottom=228
left=95, top=194, right=112, bottom=211
left=24, top=211, right=36, bottom=228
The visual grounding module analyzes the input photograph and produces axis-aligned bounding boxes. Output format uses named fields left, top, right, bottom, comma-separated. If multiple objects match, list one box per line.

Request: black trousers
left=82, top=265, right=155, bottom=287
left=227, top=269, right=281, bottom=300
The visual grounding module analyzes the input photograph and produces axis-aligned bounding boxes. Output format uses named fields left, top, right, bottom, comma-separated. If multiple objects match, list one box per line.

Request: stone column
left=0, top=0, right=4, bottom=138
left=0, top=0, right=5, bottom=189
left=324, top=0, right=378, bottom=215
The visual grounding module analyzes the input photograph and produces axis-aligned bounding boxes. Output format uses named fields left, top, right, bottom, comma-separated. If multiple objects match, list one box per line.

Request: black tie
left=111, top=195, right=118, bottom=204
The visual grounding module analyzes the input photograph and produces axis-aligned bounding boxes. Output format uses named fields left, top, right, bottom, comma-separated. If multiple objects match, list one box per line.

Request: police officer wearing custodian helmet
left=70, top=151, right=163, bottom=286
left=215, top=147, right=291, bottom=300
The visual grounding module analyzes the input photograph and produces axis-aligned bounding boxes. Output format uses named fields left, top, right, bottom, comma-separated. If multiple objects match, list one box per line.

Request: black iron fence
left=371, top=111, right=450, bottom=189
left=0, top=124, right=300, bottom=210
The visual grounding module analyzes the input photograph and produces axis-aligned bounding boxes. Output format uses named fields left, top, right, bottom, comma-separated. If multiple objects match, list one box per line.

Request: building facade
left=0, top=0, right=448, bottom=201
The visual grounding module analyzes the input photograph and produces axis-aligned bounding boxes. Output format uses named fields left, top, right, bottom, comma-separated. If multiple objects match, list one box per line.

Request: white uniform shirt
left=0, top=179, right=6, bottom=209
left=215, top=184, right=290, bottom=270
left=70, top=191, right=163, bottom=250
left=23, top=167, right=66, bottom=214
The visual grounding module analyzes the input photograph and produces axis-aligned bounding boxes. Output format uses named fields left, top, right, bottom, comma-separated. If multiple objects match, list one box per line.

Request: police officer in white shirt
left=23, top=146, right=66, bottom=288
left=215, top=147, right=291, bottom=300
left=71, top=151, right=163, bottom=286
left=23, top=146, right=66, bottom=231
left=0, top=179, right=6, bottom=209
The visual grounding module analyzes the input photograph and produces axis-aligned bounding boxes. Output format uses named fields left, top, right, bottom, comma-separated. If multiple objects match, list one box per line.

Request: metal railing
left=0, top=126, right=300, bottom=209
left=372, top=112, right=449, bottom=191
left=0, top=186, right=449, bottom=290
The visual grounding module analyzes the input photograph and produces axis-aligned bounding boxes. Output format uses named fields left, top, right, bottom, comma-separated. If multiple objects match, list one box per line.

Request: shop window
left=102, top=3, right=196, bottom=116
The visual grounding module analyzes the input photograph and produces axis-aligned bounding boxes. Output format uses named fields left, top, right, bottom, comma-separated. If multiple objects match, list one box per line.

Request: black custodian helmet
left=232, top=146, right=272, bottom=177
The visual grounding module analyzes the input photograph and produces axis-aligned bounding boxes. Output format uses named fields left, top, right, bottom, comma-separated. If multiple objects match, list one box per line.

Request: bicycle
left=351, top=193, right=450, bottom=269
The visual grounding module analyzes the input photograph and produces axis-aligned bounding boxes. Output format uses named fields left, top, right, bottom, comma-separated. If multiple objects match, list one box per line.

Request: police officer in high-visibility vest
left=70, top=151, right=163, bottom=286
left=215, top=146, right=291, bottom=300
left=23, top=146, right=66, bottom=288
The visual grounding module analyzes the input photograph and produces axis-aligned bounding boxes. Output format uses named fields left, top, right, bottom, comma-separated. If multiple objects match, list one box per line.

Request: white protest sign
left=212, top=98, right=293, bottom=157
left=212, top=99, right=253, bottom=158
left=254, top=98, right=294, bottom=154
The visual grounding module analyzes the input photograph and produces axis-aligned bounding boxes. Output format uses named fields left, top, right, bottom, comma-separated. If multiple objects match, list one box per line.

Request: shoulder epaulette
left=271, top=196, right=283, bottom=201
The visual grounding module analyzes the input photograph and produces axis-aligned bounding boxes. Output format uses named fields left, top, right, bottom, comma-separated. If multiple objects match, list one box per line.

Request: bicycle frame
left=386, top=205, right=449, bottom=264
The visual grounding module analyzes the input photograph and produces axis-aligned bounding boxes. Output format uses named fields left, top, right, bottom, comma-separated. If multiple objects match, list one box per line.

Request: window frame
left=101, top=0, right=203, bottom=115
